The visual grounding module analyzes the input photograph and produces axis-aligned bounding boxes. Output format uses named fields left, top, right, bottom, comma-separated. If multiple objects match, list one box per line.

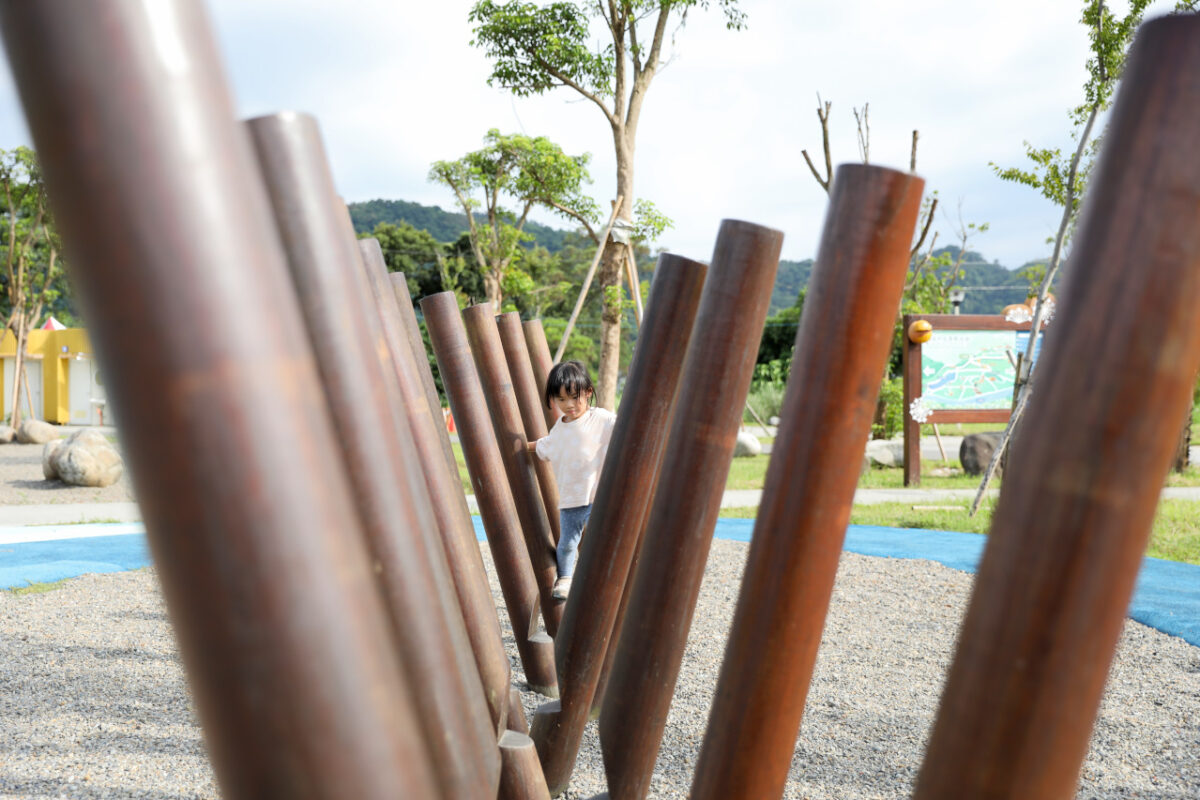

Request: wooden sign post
left=902, top=313, right=1036, bottom=486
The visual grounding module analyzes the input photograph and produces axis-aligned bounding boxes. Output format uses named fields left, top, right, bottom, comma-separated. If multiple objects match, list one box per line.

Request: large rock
left=733, top=430, right=763, bottom=457
left=960, top=431, right=1005, bottom=476
left=865, top=439, right=904, bottom=467
left=17, top=419, right=59, bottom=444
left=42, top=440, right=62, bottom=480
left=0, top=425, right=14, bottom=444
left=50, top=429, right=123, bottom=487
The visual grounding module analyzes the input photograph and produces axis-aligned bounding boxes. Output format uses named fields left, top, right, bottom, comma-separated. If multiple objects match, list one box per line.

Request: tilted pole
left=598, top=220, right=783, bottom=800
left=916, top=17, right=1200, bottom=799
left=531, top=254, right=708, bottom=796
left=422, top=292, right=559, bottom=698
left=0, top=2, right=440, bottom=795
left=691, top=164, right=924, bottom=800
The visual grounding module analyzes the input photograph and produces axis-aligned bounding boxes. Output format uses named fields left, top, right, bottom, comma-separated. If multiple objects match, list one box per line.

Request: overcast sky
left=0, top=1, right=1179, bottom=269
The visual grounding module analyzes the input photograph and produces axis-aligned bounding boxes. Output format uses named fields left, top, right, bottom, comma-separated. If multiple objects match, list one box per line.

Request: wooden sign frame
left=902, top=313, right=1033, bottom=486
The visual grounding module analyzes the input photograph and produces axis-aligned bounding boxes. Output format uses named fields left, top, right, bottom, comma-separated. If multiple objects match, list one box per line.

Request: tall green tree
left=429, top=128, right=596, bottom=309
left=470, top=0, right=746, bottom=408
left=0, top=147, right=63, bottom=427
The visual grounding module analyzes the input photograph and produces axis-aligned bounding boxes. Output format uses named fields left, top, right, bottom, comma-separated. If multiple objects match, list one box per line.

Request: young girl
left=527, top=360, right=616, bottom=600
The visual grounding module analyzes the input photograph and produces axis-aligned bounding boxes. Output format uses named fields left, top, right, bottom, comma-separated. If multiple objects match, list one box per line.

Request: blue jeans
left=557, top=504, right=592, bottom=578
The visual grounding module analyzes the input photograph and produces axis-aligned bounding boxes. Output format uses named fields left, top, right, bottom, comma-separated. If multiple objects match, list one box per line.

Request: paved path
left=6, top=484, right=1200, bottom=527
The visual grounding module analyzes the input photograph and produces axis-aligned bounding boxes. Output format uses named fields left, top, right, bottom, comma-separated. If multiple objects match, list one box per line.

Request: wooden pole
left=623, top=244, right=643, bottom=327
left=691, top=165, right=924, bottom=800
left=531, top=254, right=707, bottom=796
left=598, top=221, right=783, bottom=800
left=0, top=2, right=441, bottom=795
left=916, top=17, right=1200, bottom=799
left=523, top=320, right=559, bottom=432
left=246, top=112, right=500, bottom=799
left=464, top=305, right=564, bottom=637
left=554, top=197, right=624, bottom=362
left=422, top=292, right=559, bottom=698
left=498, top=312, right=562, bottom=546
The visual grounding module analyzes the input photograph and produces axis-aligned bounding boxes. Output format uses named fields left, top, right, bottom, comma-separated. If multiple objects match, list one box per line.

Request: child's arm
left=525, top=438, right=540, bottom=454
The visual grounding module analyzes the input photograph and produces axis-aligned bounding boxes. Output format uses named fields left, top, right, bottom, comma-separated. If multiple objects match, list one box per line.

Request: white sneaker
left=552, top=577, right=572, bottom=600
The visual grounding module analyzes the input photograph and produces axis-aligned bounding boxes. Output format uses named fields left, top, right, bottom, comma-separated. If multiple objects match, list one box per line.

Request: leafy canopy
left=470, top=1, right=746, bottom=102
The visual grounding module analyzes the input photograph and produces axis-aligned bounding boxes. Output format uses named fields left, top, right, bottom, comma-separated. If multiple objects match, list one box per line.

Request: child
left=526, top=360, right=616, bottom=601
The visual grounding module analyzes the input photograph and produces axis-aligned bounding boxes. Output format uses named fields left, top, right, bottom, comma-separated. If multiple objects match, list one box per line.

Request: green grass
left=725, top=455, right=771, bottom=490
left=451, top=441, right=472, bottom=495
left=8, top=579, right=67, bottom=595
left=720, top=498, right=1200, bottom=566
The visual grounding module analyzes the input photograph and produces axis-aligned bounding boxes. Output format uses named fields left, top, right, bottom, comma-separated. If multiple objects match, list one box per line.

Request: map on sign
left=920, top=330, right=1042, bottom=410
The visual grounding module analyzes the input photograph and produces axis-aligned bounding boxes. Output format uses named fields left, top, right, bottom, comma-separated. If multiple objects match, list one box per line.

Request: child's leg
left=556, top=504, right=592, bottom=578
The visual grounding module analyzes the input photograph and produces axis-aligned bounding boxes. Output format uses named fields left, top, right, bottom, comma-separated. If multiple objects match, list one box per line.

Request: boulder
left=51, top=429, right=123, bottom=487
left=42, top=440, right=62, bottom=480
left=865, top=439, right=904, bottom=468
left=0, top=425, right=14, bottom=444
left=17, top=419, right=59, bottom=444
left=960, top=431, right=1005, bottom=476
left=733, top=430, right=763, bottom=457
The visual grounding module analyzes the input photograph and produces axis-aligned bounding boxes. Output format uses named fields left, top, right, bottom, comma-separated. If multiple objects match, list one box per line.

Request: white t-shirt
left=535, top=407, right=617, bottom=508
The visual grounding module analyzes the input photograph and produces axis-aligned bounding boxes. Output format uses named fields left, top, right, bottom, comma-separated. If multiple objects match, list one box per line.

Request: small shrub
left=872, top=376, right=905, bottom=440
left=745, top=383, right=787, bottom=424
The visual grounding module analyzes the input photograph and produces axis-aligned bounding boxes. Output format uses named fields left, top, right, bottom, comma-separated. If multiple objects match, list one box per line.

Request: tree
left=0, top=147, right=63, bottom=428
left=470, top=0, right=746, bottom=408
left=429, top=128, right=596, bottom=309
left=971, top=0, right=1200, bottom=511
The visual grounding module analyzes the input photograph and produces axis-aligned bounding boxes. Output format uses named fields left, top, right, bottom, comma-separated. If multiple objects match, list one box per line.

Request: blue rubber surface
left=3, top=519, right=1196, bottom=648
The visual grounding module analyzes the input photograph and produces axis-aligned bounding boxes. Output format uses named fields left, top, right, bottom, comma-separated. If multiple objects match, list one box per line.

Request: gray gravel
left=3, top=540, right=1198, bottom=798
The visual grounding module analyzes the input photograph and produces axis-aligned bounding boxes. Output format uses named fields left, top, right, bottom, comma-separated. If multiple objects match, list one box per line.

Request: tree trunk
left=1174, top=398, right=1193, bottom=473
left=10, top=318, right=25, bottom=430
left=595, top=136, right=635, bottom=409
left=595, top=246, right=624, bottom=410
left=483, top=270, right=502, bottom=311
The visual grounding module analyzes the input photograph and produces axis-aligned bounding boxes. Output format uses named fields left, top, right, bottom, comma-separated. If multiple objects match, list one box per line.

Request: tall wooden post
left=598, top=221, right=783, bottom=800
left=691, top=165, right=924, bottom=800
left=531, top=254, right=707, bottom=796
left=916, top=17, right=1200, bottom=799
left=464, top=305, right=564, bottom=637
left=245, top=112, right=499, bottom=799
left=423, top=292, right=559, bottom=698
left=0, top=2, right=441, bottom=796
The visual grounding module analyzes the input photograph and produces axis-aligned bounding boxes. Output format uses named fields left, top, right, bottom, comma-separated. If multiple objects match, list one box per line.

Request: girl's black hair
left=545, top=360, right=595, bottom=408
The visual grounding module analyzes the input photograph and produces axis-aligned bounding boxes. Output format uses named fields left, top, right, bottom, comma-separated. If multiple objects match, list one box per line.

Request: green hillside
left=348, top=197, right=1053, bottom=316
left=348, top=198, right=569, bottom=252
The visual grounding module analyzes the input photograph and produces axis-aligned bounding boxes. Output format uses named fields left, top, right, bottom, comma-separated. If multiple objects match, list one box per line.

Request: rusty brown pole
left=387, top=270, right=459, bottom=478
left=523, top=320, right=560, bottom=433
left=245, top=112, right=499, bottom=799
left=0, top=2, right=440, bottom=797
left=497, top=311, right=562, bottom=545
left=423, top=292, right=559, bottom=697
left=530, top=254, right=708, bottom=796
left=355, top=240, right=513, bottom=733
left=463, top=305, right=564, bottom=637
left=690, top=165, right=924, bottom=800
left=498, top=732, right=552, bottom=800
left=915, top=17, right=1200, bottom=800
left=598, top=221, right=783, bottom=800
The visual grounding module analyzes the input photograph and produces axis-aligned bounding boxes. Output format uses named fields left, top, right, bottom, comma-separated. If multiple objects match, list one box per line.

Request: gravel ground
left=0, top=442, right=135, bottom=506
left=2, top=540, right=1198, bottom=798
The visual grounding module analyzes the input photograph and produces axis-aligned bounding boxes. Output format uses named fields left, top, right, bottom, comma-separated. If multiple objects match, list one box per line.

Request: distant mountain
left=348, top=198, right=570, bottom=252
left=348, top=198, right=1054, bottom=315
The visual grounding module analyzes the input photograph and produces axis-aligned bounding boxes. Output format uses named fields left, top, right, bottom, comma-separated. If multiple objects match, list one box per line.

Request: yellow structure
left=0, top=327, right=104, bottom=425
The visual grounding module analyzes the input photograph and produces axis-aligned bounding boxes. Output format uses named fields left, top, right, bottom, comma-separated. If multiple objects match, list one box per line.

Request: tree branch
left=909, top=196, right=938, bottom=260
left=910, top=130, right=919, bottom=172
